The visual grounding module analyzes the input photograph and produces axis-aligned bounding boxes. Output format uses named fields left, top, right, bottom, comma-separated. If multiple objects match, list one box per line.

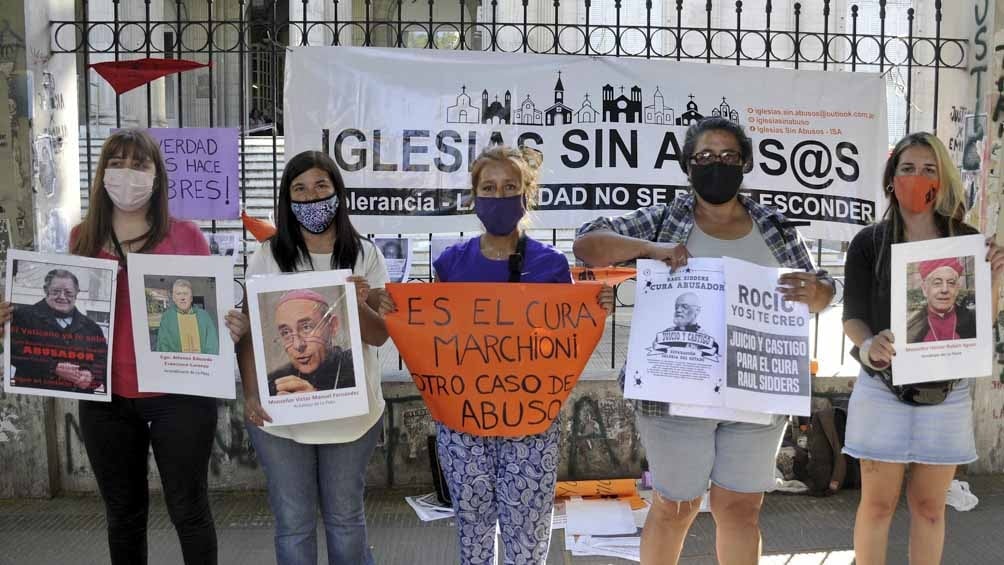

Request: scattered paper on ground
left=566, top=498, right=637, bottom=536
left=404, top=493, right=454, bottom=522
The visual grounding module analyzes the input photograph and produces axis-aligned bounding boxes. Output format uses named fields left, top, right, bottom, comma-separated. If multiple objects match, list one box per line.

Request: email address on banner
left=747, top=108, right=877, bottom=120
left=345, top=185, right=876, bottom=226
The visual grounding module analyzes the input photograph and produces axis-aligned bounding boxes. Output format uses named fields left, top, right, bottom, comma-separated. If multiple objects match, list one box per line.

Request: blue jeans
left=247, top=420, right=380, bottom=565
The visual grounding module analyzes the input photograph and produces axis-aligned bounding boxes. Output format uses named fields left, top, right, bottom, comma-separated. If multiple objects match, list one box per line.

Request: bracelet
left=858, top=337, right=879, bottom=370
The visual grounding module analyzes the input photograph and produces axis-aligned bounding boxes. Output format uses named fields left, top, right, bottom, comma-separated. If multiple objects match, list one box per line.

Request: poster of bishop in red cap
left=246, top=270, right=369, bottom=426
left=891, top=234, right=993, bottom=385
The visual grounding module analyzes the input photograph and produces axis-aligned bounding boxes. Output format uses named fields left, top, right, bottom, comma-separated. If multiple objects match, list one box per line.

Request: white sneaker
left=945, top=480, right=979, bottom=511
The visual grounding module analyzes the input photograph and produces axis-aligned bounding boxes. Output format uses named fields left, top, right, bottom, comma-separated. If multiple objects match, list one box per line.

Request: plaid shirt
left=576, top=192, right=832, bottom=417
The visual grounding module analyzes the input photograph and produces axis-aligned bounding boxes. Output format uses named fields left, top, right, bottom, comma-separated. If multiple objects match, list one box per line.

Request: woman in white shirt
left=236, top=150, right=391, bottom=565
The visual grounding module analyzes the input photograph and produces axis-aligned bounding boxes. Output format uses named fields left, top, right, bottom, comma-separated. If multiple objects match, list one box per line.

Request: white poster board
left=723, top=257, right=811, bottom=417
left=624, top=259, right=727, bottom=408
left=890, top=234, right=992, bottom=384
left=246, top=270, right=368, bottom=426
left=3, top=250, right=118, bottom=401
left=127, top=253, right=236, bottom=398
left=206, top=232, right=241, bottom=258
left=374, top=236, right=412, bottom=283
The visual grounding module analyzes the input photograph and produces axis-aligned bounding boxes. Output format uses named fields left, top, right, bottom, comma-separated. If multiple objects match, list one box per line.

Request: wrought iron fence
left=50, top=0, right=966, bottom=375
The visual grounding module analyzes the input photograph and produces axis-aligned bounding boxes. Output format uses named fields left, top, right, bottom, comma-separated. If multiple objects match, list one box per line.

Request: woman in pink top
left=1, top=129, right=248, bottom=565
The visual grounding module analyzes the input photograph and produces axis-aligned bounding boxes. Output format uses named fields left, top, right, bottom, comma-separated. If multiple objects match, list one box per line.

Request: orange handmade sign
left=555, top=479, right=646, bottom=510
left=385, top=283, right=607, bottom=437
left=571, top=266, right=636, bottom=285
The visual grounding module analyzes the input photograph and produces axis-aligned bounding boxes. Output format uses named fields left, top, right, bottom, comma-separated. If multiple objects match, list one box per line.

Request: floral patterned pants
left=435, top=419, right=560, bottom=565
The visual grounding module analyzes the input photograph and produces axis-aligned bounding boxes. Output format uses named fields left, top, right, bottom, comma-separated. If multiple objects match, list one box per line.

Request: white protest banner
left=724, top=257, right=811, bottom=417
left=890, top=234, right=992, bottom=385
left=286, top=46, right=887, bottom=240
left=246, top=270, right=368, bottom=426
left=127, top=254, right=236, bottom=398
left=4, top=250, right=118, bottom=402
left=624, top=259, right=726, bottom=407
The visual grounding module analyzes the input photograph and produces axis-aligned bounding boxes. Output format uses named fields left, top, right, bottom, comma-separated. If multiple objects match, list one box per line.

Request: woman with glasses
left=266, top=288, right=356, bottom=395
left=841, top=132, right=1004, bottom=564
left=236, top=150, right=392, bottom=565
left=0, top=129, right=249, bottom=565
left=574, top=116, right=834, bottom=565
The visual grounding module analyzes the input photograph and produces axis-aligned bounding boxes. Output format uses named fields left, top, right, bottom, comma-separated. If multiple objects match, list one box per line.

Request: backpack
left=792, top=404, right=860, bottom=496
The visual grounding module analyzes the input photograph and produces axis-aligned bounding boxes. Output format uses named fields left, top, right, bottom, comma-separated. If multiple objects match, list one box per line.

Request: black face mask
left=689, top=163, right=744, bottom=205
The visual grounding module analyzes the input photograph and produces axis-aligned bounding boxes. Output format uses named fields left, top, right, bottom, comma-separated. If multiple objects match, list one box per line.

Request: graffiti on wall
left=0, top=405, right=23, bottom=443
left=61, top=398, right=259, bottom=480
left=565, top=394, right=642, bottom=479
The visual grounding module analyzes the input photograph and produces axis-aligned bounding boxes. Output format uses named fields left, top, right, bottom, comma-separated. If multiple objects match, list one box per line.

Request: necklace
left=480, top=238, right=514, bottom=259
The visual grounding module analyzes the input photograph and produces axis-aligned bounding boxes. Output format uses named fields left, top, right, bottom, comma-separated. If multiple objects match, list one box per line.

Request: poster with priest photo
left=127, top=253, right=236, bottom=398
left=624, top=259, right=727, bottom=408
left=723, top=257, right=812, bottom=417
left=246, top=270, right=368, bottom=426
left=890, top=234, right=992, bottom=385
left=3, top=250, right=118, bottom=401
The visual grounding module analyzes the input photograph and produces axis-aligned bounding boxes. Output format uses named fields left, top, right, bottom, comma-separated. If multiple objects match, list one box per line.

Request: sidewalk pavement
left=2, top=476, right=1002, bottom=564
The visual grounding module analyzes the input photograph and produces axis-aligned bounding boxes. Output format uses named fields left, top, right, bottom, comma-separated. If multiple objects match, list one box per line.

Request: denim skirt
left=843, top=369, right=977, bottom=465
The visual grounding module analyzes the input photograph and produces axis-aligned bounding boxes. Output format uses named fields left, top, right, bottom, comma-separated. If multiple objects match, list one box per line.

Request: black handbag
left=427, top=435, right=452, bottom=506
left=850, top=346, right=955, bottom=406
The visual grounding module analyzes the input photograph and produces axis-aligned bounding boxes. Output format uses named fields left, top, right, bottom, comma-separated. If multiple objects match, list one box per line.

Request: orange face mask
left=893, top=175, right=940, bottom=213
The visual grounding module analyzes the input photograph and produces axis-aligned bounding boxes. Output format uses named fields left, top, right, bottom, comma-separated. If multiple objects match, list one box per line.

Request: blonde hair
left=875, top=132, right=974, bottom=278
left=470, top=145, right=544, bottom=213
left=172, top=279, right=193, bottom=292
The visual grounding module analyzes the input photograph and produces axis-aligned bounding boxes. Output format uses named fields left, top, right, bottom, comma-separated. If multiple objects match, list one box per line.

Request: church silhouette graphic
left=603, top=84, right=643, bottom=123
left=544, top=72, right=573, bottom=126
left=443, top=75, right=742, bottom=128
left=482, top=90, right=511, bottom=124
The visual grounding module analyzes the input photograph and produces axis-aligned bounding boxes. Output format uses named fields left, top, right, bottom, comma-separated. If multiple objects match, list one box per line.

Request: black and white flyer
left=624, top=259, right=726, bottom=407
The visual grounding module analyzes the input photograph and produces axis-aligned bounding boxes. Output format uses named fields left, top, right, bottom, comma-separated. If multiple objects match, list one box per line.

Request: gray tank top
left=686, top=221, right=781, bottom=267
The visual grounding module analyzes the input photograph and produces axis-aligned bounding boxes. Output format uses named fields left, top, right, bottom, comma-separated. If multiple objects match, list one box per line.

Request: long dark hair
left=271, top=150, right=363, bottom=272
left=72, top=129, right=172, bottom=257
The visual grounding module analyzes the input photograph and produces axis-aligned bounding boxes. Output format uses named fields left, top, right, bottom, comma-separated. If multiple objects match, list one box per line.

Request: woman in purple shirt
left=429, top=146, right=613, bottom=564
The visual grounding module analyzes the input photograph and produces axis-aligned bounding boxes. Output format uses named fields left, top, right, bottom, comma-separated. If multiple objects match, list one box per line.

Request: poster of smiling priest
left=3, top=250, right=119, bottom=401
left=890, top=234, right=992, bottom=385
left=246, top=270, right=368, bottom=426
left=128, top=253, right=236, bottom=398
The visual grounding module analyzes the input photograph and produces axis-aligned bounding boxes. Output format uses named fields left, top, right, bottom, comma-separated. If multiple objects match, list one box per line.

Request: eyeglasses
left=278, top=319, right=329, bottom=346
left=275, top=299, right=342, bottom=347
left=689, top=150, right=744, bottom=167
left=47, top=289, right=78, bottom=299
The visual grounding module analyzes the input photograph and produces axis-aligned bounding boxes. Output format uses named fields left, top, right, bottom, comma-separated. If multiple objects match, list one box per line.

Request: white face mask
left=103, top=168, right=155, bottom=212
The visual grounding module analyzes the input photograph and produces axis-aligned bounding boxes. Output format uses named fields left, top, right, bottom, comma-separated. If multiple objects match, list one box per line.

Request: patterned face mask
left=291, top=193, right=339, bottom=234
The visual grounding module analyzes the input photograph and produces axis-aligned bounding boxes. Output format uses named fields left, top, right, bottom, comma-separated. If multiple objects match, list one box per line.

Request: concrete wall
left=52, top=379, right=643, bottom=494
left=0, top=0, right=80, bottom=498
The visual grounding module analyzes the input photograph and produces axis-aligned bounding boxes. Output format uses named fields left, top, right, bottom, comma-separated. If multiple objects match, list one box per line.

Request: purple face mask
left=475, top=195, right=525, bottom=236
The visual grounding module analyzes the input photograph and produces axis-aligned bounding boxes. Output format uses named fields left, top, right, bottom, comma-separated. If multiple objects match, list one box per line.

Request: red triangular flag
left=89, top=58, right=210, bottom=95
